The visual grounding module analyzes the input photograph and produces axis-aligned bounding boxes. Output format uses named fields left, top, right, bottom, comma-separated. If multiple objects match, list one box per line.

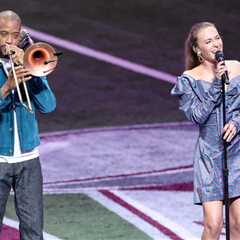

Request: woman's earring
left=197, top=52, right=204, bottom=62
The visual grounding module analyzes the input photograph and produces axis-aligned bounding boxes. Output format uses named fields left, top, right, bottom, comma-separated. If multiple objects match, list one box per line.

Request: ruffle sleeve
left=171, top=75, right=222, bottom=124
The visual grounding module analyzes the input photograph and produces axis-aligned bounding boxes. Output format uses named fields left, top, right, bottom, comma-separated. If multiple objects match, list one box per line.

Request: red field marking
left=0, top=225, right=19, bottom=240
left=43, top=164, right=193, bottom=186
left=100, top=189, right=184, bottom=240
left=119, top=182, right=193, bottom=191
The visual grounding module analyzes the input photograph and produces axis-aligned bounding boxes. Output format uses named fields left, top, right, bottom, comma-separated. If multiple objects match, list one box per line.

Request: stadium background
left=1, top=1, right=240, bottom=239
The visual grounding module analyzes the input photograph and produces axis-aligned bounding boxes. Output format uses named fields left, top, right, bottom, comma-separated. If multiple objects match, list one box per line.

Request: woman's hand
left=223, top=122, right=237, bottom=142
left=215, top=61, right=228, bottom=80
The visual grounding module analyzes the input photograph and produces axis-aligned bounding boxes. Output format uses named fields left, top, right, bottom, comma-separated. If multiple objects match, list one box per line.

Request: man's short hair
left=0, top=10, right=21, bottom=25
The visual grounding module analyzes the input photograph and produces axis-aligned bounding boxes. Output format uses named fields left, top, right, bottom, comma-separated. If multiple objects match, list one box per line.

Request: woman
left=171, top=22, right=240, bottom=240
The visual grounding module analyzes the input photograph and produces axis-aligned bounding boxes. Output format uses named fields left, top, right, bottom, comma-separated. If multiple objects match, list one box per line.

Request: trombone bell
left=23, top=42, right=58, bottom=77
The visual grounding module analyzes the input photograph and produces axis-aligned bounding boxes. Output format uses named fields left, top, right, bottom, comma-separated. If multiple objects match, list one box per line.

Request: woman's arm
left=171, top=75, right=222, bottom=124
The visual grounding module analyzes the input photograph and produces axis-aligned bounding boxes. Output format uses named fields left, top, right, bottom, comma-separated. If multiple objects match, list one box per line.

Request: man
left=0, top=10, right=56, bottom=239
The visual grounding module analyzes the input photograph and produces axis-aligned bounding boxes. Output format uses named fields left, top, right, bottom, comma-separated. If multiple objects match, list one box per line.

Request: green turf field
left=5, top=194, right=151, bottom=240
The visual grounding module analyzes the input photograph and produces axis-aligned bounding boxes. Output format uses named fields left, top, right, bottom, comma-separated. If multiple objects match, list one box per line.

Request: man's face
left=0, top=18, right=21, bottom=54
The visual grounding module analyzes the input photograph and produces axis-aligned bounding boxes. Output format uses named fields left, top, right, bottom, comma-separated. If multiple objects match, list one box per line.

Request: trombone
left=7, top=39, right=59, bottom=112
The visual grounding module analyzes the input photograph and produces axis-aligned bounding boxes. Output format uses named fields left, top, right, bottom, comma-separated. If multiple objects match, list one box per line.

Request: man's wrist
left=0, top=83, right=10, bottom=98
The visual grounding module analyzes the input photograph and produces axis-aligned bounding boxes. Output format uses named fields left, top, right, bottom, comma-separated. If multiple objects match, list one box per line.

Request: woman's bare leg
left=229, top=197, right=240, bottom=240
left=201, top=201, right=223, bottom=240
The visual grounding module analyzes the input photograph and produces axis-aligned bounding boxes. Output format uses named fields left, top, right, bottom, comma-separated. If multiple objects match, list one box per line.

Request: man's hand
left=7, top=66, right=32, bottom=89
left=2, top=44, right=24, bottom=65
left=0, top=66, right=32, bottom=98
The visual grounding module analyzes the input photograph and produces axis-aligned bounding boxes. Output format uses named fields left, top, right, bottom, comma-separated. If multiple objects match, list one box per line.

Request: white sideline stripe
left=23, top=26, right=177, bottom=84
left=84, top=190, right=170, bottom=240
left=44, top=189, right=94, bottom=194
left=113, top=190, right=199, bottom=240
left=3, top=217, right=62, bottom=240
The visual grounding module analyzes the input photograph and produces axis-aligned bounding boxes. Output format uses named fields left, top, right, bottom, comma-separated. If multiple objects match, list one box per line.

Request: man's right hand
left=1, top=44, right=24, bottom=65
left=0, top=66, right=32, bottom=98
left=7, top=66, right=32, bottom=89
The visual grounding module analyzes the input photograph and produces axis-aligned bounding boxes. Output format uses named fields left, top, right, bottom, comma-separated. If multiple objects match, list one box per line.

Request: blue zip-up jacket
left=0, top=64, right=56, bottom=156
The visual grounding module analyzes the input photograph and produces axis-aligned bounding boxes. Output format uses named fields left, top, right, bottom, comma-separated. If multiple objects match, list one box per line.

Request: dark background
left=2, top=0, right=240, bottom=132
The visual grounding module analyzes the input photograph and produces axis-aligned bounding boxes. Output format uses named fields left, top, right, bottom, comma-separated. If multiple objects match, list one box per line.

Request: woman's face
left=195, top=26, right=223, bottom=63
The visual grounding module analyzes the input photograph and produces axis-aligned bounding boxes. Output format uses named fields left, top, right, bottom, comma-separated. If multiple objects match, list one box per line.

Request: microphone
left=215, top=50, right=229, bottom=84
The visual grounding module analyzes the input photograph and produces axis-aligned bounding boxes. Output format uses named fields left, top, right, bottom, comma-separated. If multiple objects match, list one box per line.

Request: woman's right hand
left=215, top=61, right=228, bottom=80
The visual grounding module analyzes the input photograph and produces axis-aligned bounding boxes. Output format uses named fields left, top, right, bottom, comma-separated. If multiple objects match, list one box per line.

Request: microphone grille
left=215, top=51, right=224, bottom=62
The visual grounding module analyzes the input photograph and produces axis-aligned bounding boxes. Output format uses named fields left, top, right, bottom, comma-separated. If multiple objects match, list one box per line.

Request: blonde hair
left=184, top=22, right=216, bottom=70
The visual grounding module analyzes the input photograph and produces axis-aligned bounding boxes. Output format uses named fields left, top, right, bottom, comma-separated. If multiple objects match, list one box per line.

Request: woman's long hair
left=184, top=22, right=216, bottom=70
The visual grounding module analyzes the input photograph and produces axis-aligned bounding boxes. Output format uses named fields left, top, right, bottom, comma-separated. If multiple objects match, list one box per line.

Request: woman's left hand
left=223, top=122, right=237, bottom=142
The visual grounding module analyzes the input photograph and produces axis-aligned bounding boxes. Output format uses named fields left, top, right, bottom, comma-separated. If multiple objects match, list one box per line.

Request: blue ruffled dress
left=171, top=74, right=240, bottom=204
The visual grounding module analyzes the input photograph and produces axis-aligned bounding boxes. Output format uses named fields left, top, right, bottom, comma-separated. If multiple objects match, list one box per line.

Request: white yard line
left=44, top=189, right=198, bottom=240
left=23, top=26, right=177, bottom=84
left=3, top=217, right=62, bottom=240
left=85, top=189, right=170, bottom=240
left=111, top=190, right=199, bottom=240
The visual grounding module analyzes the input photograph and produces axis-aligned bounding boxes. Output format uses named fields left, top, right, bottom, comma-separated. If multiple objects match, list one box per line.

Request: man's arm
left=28, top=76, right=56, bottom=113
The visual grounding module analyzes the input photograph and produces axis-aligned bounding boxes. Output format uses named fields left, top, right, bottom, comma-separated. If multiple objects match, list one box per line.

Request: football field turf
left=5, top=194, right=150, bottom=240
